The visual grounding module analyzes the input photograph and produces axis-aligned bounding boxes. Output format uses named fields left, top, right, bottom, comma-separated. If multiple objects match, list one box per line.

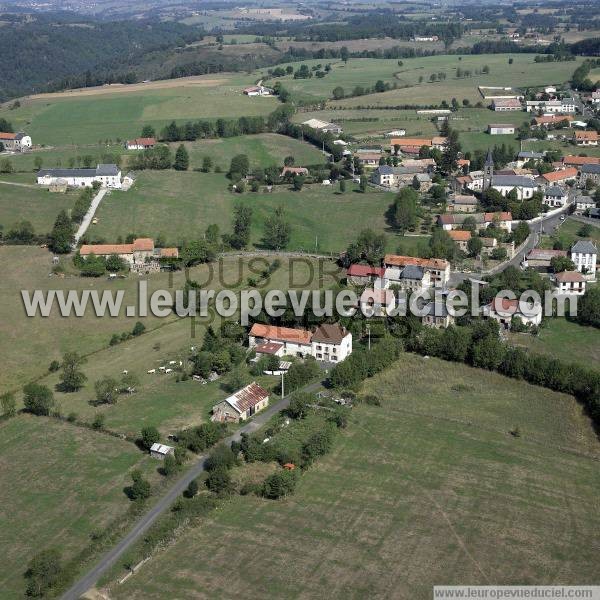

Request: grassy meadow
left=540, top=217, right=600, bottom=250
left=509, top=318, right=600, bottom=368
left=0, top=74, right=276, bottom=146
left=91, top=171, right=398, bottom=252
left=109, top=354, right=600, bottom=599
left=0, top=181, right=78, bottom=233
left=272, top=54, right=586, bottom=106
left=0, top=414, right=159, bottom=600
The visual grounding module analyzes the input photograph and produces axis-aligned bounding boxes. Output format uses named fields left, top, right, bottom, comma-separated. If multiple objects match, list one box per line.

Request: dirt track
left=26, top=76, right=228, bottom=100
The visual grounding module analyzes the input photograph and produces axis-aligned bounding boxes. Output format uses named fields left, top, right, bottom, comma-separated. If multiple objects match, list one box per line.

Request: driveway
left=73, top=188, right=107, bottom=245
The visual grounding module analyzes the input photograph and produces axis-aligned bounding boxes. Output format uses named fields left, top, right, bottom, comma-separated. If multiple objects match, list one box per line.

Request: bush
left=127, top=469, right=151, bottom=501
left=204, top=443, right=237, bottom=472
left=262, top=470, right=298, bottom=499
left=140, top=426, right=160, bottom=451
left=23, top=383, right=54, bottom=416
left=205, top=467, right=234, bottom=496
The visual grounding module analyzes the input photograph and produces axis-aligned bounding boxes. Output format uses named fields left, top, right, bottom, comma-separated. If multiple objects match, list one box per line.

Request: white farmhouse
left=484, top=297, right=542, bottom=329
left=0, top=131, right=32, bottom=152
left=543, top=186, right=568, bottom=207
left=554, top=271, right=586, bottom=295
left=311, top=323, right=352, bottom=363
left=37, top=164, right=122, bottom=189
left=570, top=241, right=597, bottom=279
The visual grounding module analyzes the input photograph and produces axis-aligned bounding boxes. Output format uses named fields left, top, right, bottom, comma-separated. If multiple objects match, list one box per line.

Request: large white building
left=37, top=164, right=122, bottom=189
left=570, top=241, right=597, bottom=280
left=491, top=175, right=538, bottom=200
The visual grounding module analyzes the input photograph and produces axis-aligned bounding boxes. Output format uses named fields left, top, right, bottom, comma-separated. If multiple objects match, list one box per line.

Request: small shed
left=150, top=443, right=174, bottom=459
left=49, top=178, right=68, bottom=193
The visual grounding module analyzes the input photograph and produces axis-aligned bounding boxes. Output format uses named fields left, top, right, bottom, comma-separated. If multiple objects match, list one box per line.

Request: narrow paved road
left=61, top=379, right=324, bottom=600
left=73, top=188, right=107, bottom=245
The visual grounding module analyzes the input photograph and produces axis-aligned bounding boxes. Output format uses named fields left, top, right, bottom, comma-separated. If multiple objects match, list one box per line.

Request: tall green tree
left=263, top=205, right=291, bottom=250
left=49, top=211, right=75, bottom=254
left=393, top=187, right=418, bottom=233
left=58, top=352, right=87, bottom=392
left=229, top=203, right=252, bottom=249
left=173, top=144, right=189, bottom=171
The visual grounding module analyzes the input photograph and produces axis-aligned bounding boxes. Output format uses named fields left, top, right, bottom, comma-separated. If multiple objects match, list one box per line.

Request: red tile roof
left=159, top=247, right=179, bottom=258
left=255, top=341, right=284, bottom=355
left=555, top=271, right=584, bottom=283
left=490, top=297, right=519, bottom=313
left=132, top=238, right=154, bottom=252
left=0, top=132, right=16, bottom=140
left=249, top=323, right=312, bottom=345
left=391, top=137, right=433, bottom=147
left=484, top=211, right=513, bottom=222
left=534, top=115, right=573, bottom=126
left=541, top=167, right=578, bottom=183
left=80, top=243, right=134, bottom=256
left=384, top=254, right=449, bottom=271
left=563, top=155, right=600, bottom=166
left=448, top=230, right=471, bottom=242
left=128, top=137, right=156, bottom=146
left=347, top=264, right=385, bottom=278
left=575, top=131, right=599, bottom=141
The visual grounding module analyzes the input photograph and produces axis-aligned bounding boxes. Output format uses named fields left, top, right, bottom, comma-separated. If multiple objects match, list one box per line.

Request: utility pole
left=366, top=324, right=371, bottom=351
left=281, top=371, right=285, bottom=399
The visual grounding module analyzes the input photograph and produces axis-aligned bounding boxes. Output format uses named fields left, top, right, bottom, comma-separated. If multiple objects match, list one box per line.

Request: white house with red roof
left=0, top=131, right=32, bottom=152
left=212, top=382, right=270, bottom=422
left=249, top=323, right=313, bottom=358
left=126, top=137, right=156, bottom=150
left=79, top=237, right=178, bottom=267
left=346, top=264, right=385, bottom=285
left=484, top=297, right=542, bottom=329
left=554, top=271, right=586, bottom=295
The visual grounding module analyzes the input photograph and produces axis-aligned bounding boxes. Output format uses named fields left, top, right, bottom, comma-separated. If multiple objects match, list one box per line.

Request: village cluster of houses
left=79, top=237, right=179, bottom=273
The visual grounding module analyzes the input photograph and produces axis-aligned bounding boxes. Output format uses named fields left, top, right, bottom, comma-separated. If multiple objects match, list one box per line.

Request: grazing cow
left=147, top=369, right=156, bottom=374
left=159, top=366, right=166, bottom=371
left=122, top=370, right=128, bottom=375
left=165, top=368, right=173, bottom=374
left=169, top=360, right=176, bottom=365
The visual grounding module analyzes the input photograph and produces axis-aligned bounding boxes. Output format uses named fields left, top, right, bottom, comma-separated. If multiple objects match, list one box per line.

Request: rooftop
left=312, top=323, right=349, bottom=344
left=225, top=382, right=269, bottom=414
left=249, top=323, right=312, bottom=345
left=571, top=240, right=598, bottom=254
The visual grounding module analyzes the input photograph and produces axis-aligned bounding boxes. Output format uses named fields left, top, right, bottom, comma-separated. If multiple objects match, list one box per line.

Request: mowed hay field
left=0, top=180, right=77, bottom=233
left=110, top=354, right=600, bottom=599
left=92, top=171, right=398, bottom=252
left=315, top=54, right=585, bottom=107
left=0, top=74, right=277, bottom=146
left=0, top=414, right=157, bottom=600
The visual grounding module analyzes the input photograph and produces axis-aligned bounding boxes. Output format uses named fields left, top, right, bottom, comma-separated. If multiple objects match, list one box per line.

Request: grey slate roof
left=492, top=175, right=538, bottom=188
left=518, top=151, right=545, bottom=160
left=581, top=163, right=600, bottom=175
left=400, top=265, right=425, bottom=280
left=544, top=186, right=566, bottom=197
left=38, top=168, right=97, bottom=177
left=422, top=302, right=449, bottom=317
left=96, top=164, right=119, bottom=176
left=571, top=241, right=598, bottom=254
left=37, top=164, right=119, bottom=178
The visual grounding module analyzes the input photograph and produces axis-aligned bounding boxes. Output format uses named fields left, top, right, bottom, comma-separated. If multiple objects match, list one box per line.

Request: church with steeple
left=483, top=148, right=494, bottom=191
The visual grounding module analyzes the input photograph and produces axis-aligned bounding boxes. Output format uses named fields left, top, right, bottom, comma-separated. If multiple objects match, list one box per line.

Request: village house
left=384, top=264, right=432, bottom=292
left=491, top=98, right=522, bottom=111
left=346, top=264, right=385, bottom=285
left=311, top=323, right=353, bottom=363
left=448, top=230, right=471, bottom=252
left=456, top=158, right=470, bottom=172
left=571, top=241, right=597, bottom=279
left=447, top=194, right=478, bottom=213
left=543, top=186, right=569, bottom=207
left=79, top=237, right=178, bottom=270
left=372, top=165, right=426, bottom=188
left=281, top=166, right=309, bottom=178
left=575, top=196, right=596, bottom=214
left=484, top=297, right=542, bottom=329
left=532, top=115, right=574, bottom=129
left=0, top=131, right=32, bottom=152
left=301, top=119, right=342, bottom=134
left=437, top=212, right=513, bottom=233
left=574, top=131, right=599, bottom=147
left=526, top=99, right=576, bottom=114
left=539, top=167, right=578, bottom=187
left=389, top=136, right=446, bottom=155
left=37, top=164, right=122, bottom=189
left=491, top=174, right=538, bottom=199
left=150, top=443, right=174, bottom=459
left=359, top=287, right=396, bottom=317
left=243, top=85, right=273, bottom=96
left=488, top=124, right=515, bottom=135
left=126, top=137, right=156, bottom=150
left=525, top=248, right=567, bottom=271
left=421, top=302, right=455, bottom=328
left=554, top=271, right=586, bottom=296
left=249, top=323, right=312, bottom=358
left=579, top=163, right=600, bottom=186
left=515, top=151, right=545, bottom=168
left=383, top=254, right=451, bottom=287
left=356, top=152, right=381, bottom=168
left=212, top=382, right=270, bottom=423
left=562, top=155, right=600, bottom=168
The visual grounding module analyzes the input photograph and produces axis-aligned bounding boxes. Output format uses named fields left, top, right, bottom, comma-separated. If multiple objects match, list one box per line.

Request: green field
left=0, top=414, right=158, bottom=600
left=540, top=217, right=600, bottom=249
left=509, top=318, right=600, bottom=368
left=177, top=133, right=326, bottom=171
left=109, top=354, right=600, bottom=598
left=316, top=55, right=585, bottom=107
left=0, top=74, right=276, bottom=146
left=0, top=181, right=77, bottom=233
left=92, top=171, right=398, bottom=252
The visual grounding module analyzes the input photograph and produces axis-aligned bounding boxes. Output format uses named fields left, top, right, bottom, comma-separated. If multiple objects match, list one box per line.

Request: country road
left=61, top=379, right=324, bottom=600
left=73, top=188, right=107, bottom=244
